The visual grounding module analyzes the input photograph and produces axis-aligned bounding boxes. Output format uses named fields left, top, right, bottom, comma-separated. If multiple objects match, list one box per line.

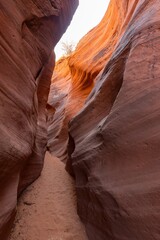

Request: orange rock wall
left=67, top=0, right=160, bottom=239
left=0, top=0, right=78, bottom=239
left=47, top=56, right=72, bottom=160
left=48, top=0, right=132, bottom=160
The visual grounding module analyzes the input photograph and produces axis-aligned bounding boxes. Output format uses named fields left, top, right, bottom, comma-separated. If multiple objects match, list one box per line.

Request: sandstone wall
left=67, top=0, right=160, bottom=239
left=0, top=0, right=78, bottom=238
left=48, top=0, right=128, bottom=160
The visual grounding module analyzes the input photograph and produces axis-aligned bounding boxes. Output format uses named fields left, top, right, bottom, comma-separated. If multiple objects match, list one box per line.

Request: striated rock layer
left=66, top=0, right=160, bottom=239
left=48, top=0, right=127, bottom=160
left=0, top=0, right=78, bottom=239
left=47, top=56, right=72, bottom=160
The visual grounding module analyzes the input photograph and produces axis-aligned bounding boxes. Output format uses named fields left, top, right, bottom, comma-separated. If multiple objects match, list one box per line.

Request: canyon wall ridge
left=0, top=0, right=78, bottom=239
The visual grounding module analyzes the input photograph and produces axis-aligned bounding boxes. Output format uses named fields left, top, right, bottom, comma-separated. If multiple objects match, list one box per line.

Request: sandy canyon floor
left=9, top=152, right=88, bottom=240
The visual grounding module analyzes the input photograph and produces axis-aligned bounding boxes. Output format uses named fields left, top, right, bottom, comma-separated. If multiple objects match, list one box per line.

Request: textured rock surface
left=47, top=56, right=72, bottom=160
left=0, top=0, right=78, bottom=239
left=48, top=0, right=126, bottom=160
left=67, top=0, right=160, bottom=239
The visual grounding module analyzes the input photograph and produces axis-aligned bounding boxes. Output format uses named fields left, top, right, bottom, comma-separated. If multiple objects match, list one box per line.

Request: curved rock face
left=47, top=56, right=72, bottom=160
left=66, top=0, right=160, bottom=239
left=0, top=0, right=78, bottom=239
left=47, top=0, right=127, bottom=160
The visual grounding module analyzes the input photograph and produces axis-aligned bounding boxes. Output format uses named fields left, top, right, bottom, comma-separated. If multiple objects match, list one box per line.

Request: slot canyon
left=0, top=0, right=160, bottom=240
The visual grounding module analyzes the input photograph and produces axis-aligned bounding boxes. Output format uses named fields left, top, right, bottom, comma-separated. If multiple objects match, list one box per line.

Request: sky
left=55, top=0, right=110, bottom=60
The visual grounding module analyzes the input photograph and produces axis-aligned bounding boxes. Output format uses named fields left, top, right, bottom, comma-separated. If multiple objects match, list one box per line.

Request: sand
left=9, top=152, right=88, bottom=240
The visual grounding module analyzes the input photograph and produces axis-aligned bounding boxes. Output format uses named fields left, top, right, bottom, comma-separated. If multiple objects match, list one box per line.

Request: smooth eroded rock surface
left=0, top=0, right=78, bottom=239
left=47, top=0, right=127, bottom=161
left=66, top=0, right=160, bottom=239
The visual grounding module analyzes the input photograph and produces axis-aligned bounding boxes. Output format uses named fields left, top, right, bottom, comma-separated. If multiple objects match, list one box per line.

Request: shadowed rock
left=0, top=0, right=78, bottom=238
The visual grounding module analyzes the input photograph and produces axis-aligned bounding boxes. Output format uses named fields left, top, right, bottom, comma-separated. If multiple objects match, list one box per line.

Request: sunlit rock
left=47, top=0, right=127, bottom=160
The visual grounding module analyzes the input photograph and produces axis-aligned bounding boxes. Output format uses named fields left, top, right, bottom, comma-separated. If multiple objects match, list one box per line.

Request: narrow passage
left=9, top=152, right=88, bottom=240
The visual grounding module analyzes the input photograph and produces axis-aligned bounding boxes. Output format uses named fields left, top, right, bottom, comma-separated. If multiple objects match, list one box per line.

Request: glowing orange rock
left=48, top=0, right=134, bottom=160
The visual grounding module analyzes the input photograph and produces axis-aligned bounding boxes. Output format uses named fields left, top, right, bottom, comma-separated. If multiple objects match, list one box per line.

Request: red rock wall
left=47, top=0, right=129, bottom=160
left=67, top=0, right=160, bottom=239
left=47, top=56, right=72, bottom=160
left=0, top=0, right=78, bottom=239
